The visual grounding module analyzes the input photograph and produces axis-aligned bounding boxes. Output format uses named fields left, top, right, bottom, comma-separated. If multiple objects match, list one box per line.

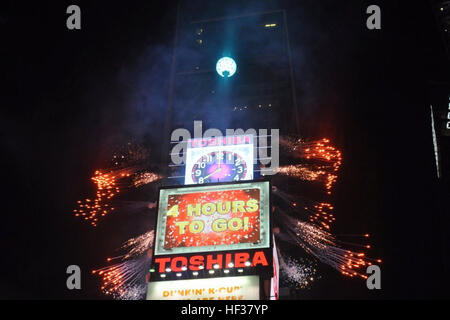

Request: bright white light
left=213, top=264, right=220, bottom=269
left=245, top=261, right=251, bottom=267
left=216, top=57, right=237, bottom=77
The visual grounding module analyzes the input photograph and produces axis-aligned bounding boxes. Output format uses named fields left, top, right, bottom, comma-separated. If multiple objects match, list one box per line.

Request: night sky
left=1, top=0, right=449, bottom=299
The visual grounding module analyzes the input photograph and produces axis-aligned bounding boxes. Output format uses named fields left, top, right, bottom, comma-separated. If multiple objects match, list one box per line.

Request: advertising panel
left=147, top=275, right=260, bottom=300
left=153, top=181, right=271, bottom=256
left=184, top=135, right=254, bottom=184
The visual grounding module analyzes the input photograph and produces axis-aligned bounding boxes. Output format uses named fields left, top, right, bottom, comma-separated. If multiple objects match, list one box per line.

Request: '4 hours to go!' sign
left=153, top=181, right=271, bottom=256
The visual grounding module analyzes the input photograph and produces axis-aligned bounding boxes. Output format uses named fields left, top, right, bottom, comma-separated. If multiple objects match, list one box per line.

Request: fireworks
left=112, top=142, right=149, bottom=168
left=74, top=137, right=380, bottom=299
left=279, top=138, right=342, bottom=194
left=273, top=186, right=335, bottom=230
left=121, top=230, right=155, bottom=260
left=73, top=168, right=131, bottom=226
left=133, top=171, right=162, bottom=188
left=279, top=253, right=318, bottom=289
left=74, top=168, right=161, bottom=226
left=277, top=211, right=379, bottom=279
left=277, top=164, right=323, bottom=181
left=93, top=255, right=151, bottom=300
left=93, top=231, right=154, bottom=299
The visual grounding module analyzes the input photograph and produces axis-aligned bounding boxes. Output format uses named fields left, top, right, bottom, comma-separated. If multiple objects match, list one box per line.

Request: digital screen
left=146, top=275, right=260, bottom=300
left=154, top=181, right=270, bottom=256
left=184, top=135, right=254, bottom=184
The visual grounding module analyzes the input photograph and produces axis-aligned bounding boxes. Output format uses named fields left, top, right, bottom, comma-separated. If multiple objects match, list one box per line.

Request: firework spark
left=93, top=255, right=151, bottom=300
left=279, top=138, right=342, bottom=194
left=277, top=211, right=379, bottom=279
left=279, top=253, right=318, bottom=289
left=73, top=168, right=132, bottom=226
left=277, top=164, right=324, bottom=181
left=133, top=171, right=162, bottom=188
left=121, top=230, right=155, bottom=260
left=111, top=142, right=149, bottom=168
left=93, top=231, right=154, bottom=299
left=74, top=168, right=161, bottom=226
left=273, top=186, right=335, bottom=230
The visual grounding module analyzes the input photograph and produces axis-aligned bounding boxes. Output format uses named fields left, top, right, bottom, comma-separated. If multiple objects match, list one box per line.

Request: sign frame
left=147, top=275, right=260, bottom=300
left=152, top=179, right=272, bottom=257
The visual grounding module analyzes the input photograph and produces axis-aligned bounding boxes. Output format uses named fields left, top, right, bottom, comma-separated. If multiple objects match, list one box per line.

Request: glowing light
left=216, top=57, right=237, bottom=77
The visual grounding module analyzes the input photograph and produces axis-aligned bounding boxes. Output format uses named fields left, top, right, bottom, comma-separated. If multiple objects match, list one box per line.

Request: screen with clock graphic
left=184, top=135, right=254, bottom=185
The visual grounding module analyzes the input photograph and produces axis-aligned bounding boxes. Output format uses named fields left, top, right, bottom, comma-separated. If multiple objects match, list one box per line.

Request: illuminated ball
left=216, top=57, right=237, bottom=77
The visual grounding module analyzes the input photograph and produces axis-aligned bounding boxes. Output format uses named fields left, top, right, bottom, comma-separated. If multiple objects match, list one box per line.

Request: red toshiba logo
left=154, top=251, right=269, bottom=273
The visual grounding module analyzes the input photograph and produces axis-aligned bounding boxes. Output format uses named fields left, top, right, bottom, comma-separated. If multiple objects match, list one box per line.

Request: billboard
left=147, top=275, right=259, bottom=300
left=153, top=180, right=271, bottom=256
left=184, top=135, right=254, bottom=185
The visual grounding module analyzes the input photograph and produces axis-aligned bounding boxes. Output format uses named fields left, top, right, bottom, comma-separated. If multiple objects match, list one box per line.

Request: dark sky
left=1, top=0, right=449, bottom=299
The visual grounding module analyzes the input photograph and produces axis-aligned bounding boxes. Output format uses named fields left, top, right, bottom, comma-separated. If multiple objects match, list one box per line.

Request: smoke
left=92, top=0, right=368, bottom=159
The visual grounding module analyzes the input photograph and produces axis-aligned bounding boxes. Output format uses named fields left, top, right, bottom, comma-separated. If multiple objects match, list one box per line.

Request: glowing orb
left=216, top=57, right=237, bottom=77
